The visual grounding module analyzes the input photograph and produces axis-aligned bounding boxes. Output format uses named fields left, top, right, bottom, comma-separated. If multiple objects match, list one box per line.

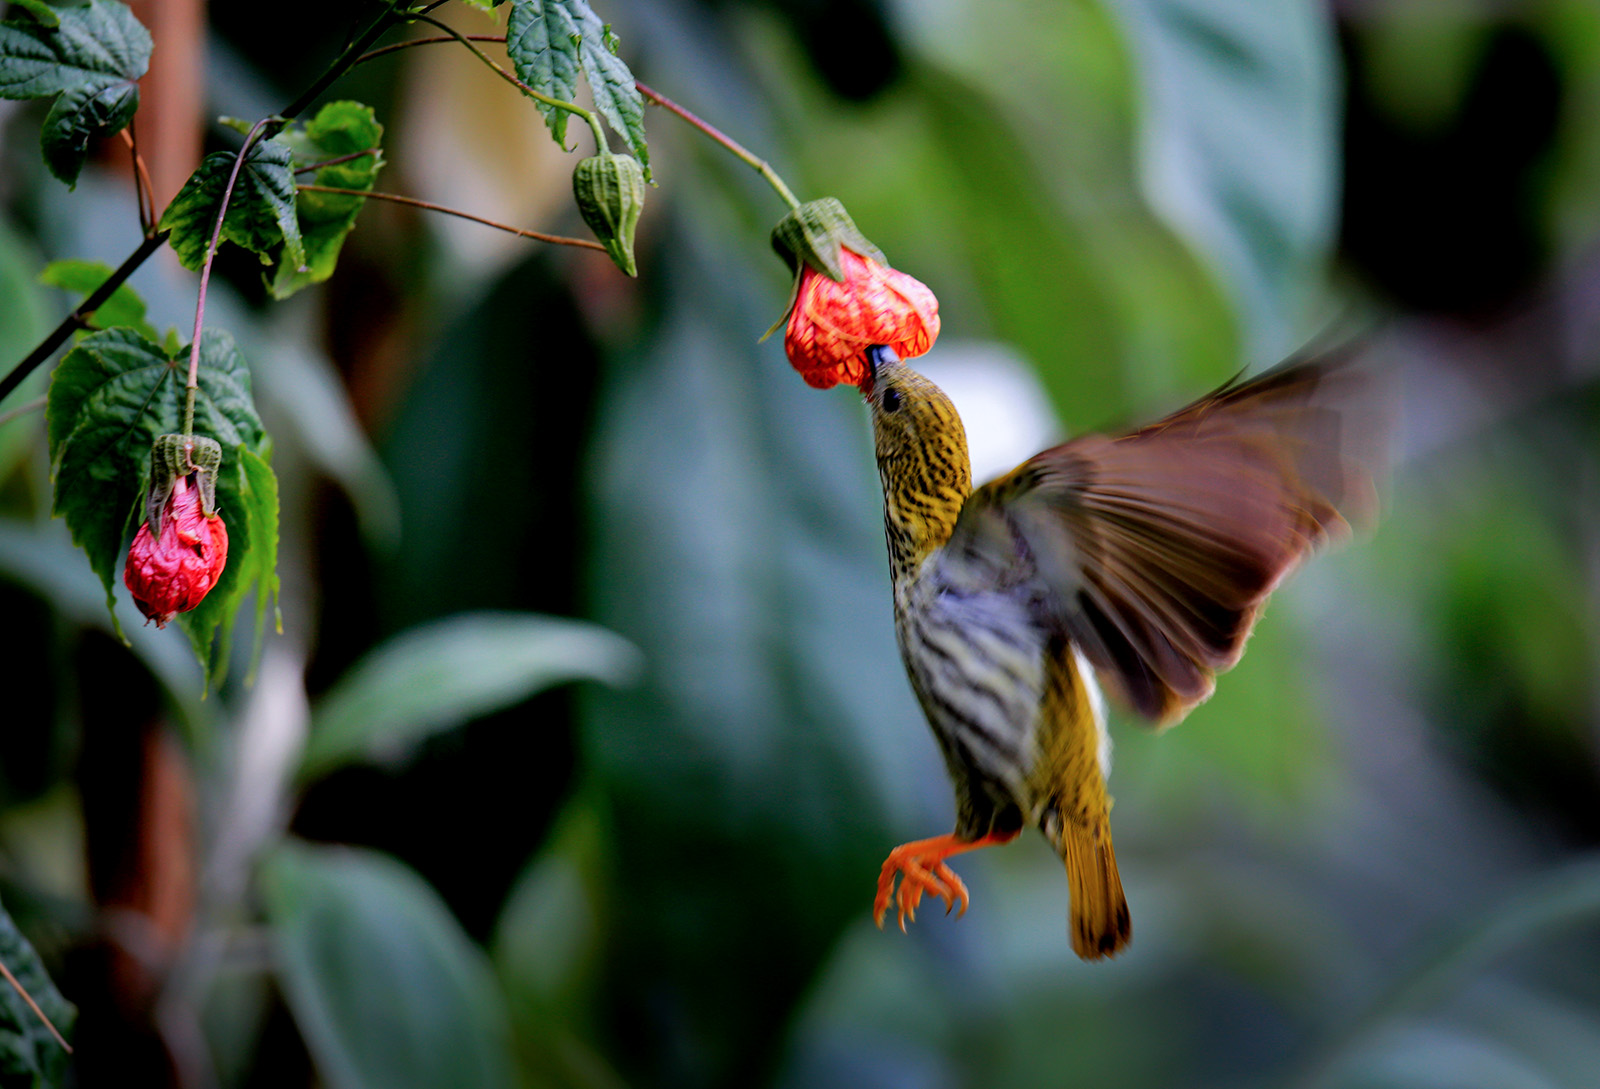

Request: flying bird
left=863, top=343, right=1387, bottom=959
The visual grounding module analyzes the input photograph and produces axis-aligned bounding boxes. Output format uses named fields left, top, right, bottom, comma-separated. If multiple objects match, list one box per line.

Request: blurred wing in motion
left=945, top=353, right=1391, bottom=726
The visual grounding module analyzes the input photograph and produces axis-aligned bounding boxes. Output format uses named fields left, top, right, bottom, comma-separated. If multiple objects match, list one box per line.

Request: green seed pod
left=147, top=433, right=223, bottom=535
left=770, top=197, right=886, bottom=283
left=572, top=151, right=646, bottom=277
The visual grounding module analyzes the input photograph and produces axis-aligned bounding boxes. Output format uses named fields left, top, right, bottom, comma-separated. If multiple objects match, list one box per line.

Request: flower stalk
left=185, top=116, right=279, bottom=437
left=636, top=81, right=800, bottom=210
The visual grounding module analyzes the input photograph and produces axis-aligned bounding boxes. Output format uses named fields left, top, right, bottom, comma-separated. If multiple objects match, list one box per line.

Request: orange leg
left=873, top=829, right=1019, bottom=932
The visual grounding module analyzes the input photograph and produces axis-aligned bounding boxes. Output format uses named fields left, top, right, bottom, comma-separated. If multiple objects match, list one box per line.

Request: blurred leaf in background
left=262, top=841, right=519, bottom=1089
left=0, top=898, right=74, bottom=1086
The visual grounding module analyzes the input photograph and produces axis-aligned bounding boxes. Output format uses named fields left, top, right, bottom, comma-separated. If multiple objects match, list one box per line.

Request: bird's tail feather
left=1061, top=818, right=1131, bottom=960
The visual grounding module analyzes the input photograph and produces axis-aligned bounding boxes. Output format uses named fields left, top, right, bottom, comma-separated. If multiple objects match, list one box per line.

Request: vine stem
left=293, top=148, right=381, bottom=175
left=0, top=957, right=71, bottom=1053
left=636, top=81, right=800, bottom=210
left=409, top=14, right=611, bottom=154
left=297, top=185, right=606, bottom=251
left=0, top=396, right=46, bottom=429
left=356, top=33, right=504, bottom=65
left=185, top=117, right=277, bottom=438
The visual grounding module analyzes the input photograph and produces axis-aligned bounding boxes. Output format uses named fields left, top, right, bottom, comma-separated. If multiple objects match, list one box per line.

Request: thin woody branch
left=293, top=148, right=382, bottom=175
left=355, top=33, right=505, bottom=66
left=297, top=184, right=605, bottom=251
left=0, top=957, right=71, bottom=1054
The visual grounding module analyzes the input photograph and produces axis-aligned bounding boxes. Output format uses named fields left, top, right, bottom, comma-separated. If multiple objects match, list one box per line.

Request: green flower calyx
left=573, top=151, right=646, bottom=277
left=770, top=197, right=886, bottom=283
left=146, top=433, right=222, bottom=536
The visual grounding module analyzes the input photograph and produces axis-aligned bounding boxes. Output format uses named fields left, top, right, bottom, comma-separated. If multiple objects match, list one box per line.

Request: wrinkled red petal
left=124, top=475, right=230, bottom=627
left=784, top=249, right=940, bottom=389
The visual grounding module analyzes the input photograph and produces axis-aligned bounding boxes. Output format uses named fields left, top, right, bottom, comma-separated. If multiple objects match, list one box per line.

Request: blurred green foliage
left=3, top=0, right=1600, bottom=1087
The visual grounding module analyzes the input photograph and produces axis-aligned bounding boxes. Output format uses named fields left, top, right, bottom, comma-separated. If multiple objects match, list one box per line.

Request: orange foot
left=873, top=830, right=1018, bottom=932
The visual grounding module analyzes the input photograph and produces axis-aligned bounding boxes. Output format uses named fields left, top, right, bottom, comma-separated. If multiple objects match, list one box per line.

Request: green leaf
left=493, top=802, right=605, bottom=1019
left=0, top=0, right=151, bottom=185
left=6, top=2, right=59, bottom=29
left=579, top=20, right=648, bottom=176
left=239, top=447, right=281, bottom=669
left=261, top=841, right=519, bottom=1089
left=506, top=0, right=581, bottom=148
left=0, top=896, right=75, bottom=1087
left=300, top=612, right=640, bottom=783
left=505, top=0, right=650, bottom=177
left=492, top=796, right=626, bottom=1087
left=176, top=444, right=279, bottom=688
left=158, top=136, right=305, bottom=274
left=1109, top=0, right=1339, bottom=358
left=45, top=327, right=265, bottom=639
left=269, top=100, right=384, bottom=299
left=37, top=257, right=157, bottom=339
left=247, top=334, right=398, bottom=547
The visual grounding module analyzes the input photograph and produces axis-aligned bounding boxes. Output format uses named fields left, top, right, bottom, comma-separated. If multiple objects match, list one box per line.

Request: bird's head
left=864, top=346, right=967, bottom=461
left=864, top=345, right=972, bottom=567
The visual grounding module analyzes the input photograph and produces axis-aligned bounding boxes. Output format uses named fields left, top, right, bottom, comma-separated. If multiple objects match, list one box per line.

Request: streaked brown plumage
left=864, top=344, right=1387, bottom=959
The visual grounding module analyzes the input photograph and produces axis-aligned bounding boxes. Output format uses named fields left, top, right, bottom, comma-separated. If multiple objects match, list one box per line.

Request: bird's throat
left=877, top=428, right=972, bottom=578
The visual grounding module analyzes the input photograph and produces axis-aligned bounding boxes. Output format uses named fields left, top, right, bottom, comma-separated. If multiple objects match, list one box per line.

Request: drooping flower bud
left=124, top=436, right=229, bottom=627
left=572, top=151, right=646, bottom=277
left=768, top=198, right=940, bottom=390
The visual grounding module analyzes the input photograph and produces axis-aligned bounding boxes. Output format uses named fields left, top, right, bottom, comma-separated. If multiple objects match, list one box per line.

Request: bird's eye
left=881, top=387, right=902, bottom=414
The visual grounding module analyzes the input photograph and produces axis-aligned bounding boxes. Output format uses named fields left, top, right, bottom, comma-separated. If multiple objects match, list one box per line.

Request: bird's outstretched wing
left=943, top=353, right=1390, bottom=726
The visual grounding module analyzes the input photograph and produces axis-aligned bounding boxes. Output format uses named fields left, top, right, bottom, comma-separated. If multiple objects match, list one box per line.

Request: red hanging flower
left=124, top=474, right=229, bottom=627
left=783, top=247, right=940, bottom=390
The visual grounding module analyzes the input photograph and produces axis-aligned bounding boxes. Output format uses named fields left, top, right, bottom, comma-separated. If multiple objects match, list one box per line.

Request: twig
left=0, top=395, right=47, bottom=429
left=636, top=81, right=799, bottom=209
left=356, top=33, right=505, bottom=66
left=293, top=148, right=381, bottom=175
left=297, top=185, right=605, bottom=251
left=119, top=125, right=157, bottom=236
left=186, top=117, right=279, bottom=436
left=0, top=957, right=71, bottom=1053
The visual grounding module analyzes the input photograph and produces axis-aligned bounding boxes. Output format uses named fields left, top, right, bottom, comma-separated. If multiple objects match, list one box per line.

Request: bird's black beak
left=864, top=344, right=899, bottom=398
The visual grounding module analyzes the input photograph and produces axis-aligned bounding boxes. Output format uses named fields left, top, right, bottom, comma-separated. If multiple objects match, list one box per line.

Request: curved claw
left=873, top=844, right=967, bottom=930
left=874, top=851, right=952, bottom=930
left=929, top=860, right=969, bottom=917
left=872, top=830, right=1015, bottom=931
